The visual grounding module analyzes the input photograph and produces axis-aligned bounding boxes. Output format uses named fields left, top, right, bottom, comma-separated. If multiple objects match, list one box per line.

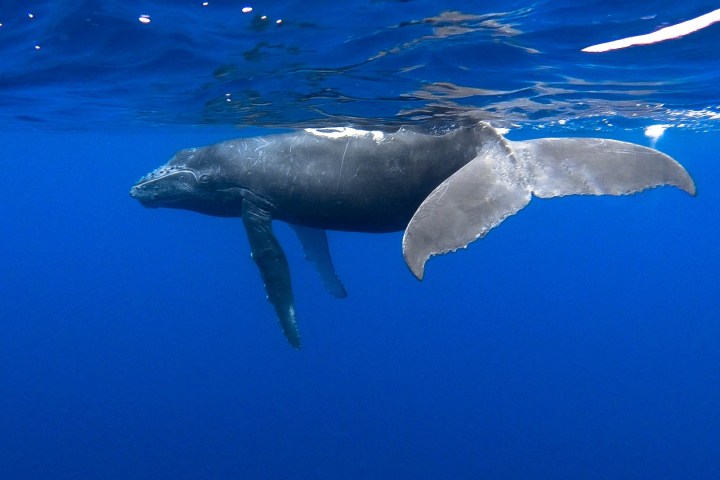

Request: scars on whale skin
left=130, top=122, right=696, bottom=348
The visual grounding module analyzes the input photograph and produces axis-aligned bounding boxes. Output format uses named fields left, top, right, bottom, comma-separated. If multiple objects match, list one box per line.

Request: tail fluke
left=402, top=128, right=695, bottom=280
left=511, top=137, right=696, bottom=197
left=402, top=131, right=530, bottom=280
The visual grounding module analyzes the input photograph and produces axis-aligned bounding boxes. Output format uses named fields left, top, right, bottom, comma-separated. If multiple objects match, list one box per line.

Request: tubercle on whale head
left=132, top=164, right=186, bottom=187
left=129, top=167, right=200, bottom=206
left=130, top=147, right=245, bottom=217
left=132, top=146, right=213, bottom=195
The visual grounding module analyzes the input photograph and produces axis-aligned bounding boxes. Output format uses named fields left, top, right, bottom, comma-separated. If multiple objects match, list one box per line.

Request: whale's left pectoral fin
left=402, top=135, right=531, bottom=280
left=291, top=225, right=347, bottom=298
left=242, top=201, right=301, bottom=349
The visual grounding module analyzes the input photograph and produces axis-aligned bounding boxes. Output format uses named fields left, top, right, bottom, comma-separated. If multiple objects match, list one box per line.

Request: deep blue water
left=1, top=2, right=719, bottom=479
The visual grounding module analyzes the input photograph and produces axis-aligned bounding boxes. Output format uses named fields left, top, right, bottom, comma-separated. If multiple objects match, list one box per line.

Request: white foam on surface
left=644, top=124, right=670, bottom=147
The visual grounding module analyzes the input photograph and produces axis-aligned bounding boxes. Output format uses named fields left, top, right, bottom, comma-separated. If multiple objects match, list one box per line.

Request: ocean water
left=1, top=2, right=719, bottom=479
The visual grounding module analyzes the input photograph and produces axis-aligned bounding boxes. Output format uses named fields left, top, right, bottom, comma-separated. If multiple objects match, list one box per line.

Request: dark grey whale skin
left=132, top=126, right=483, bottom=232
left=130, top=123, right=696, bottom=348
left=130, top=126, right=488, bottom=349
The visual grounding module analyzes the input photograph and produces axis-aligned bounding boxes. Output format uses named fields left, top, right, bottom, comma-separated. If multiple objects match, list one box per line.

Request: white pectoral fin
left=511, top=138, right=696, bottom=197
left=402, top=139, right=531, bottom=280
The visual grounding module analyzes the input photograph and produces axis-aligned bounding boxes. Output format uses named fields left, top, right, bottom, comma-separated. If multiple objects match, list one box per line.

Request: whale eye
left=199, top=174, right=211, bottom=184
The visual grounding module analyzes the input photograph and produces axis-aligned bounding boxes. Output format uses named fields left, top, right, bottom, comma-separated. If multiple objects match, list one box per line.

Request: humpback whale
left=130, top=123, right=695, bottom=348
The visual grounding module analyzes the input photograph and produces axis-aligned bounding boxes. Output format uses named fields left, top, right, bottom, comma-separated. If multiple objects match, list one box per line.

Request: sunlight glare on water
left=0, top=1, right=718, bottom=133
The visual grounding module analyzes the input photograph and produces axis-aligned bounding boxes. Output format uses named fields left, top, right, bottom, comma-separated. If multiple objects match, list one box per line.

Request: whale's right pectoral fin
left=402, top=134, right=531, bottom=280
left=291, top=225, right=347, bottom=298
left=242, top=200, right=301, bottom=349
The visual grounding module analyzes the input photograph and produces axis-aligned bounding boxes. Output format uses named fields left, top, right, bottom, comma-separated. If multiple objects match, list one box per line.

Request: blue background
left=1, top=2, right=719, bottom=479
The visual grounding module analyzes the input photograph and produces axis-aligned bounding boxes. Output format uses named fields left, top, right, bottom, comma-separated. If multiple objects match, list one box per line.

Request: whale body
left=131, top=123, right=695, bottom=348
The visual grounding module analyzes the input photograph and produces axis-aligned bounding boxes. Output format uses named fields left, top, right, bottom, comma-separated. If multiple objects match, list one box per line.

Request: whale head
left=130, top=146, right=241, bottom=216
